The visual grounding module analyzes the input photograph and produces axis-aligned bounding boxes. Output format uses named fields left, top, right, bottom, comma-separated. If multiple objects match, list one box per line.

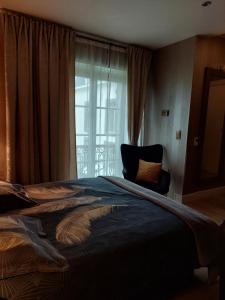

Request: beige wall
left=144, top=37, right=196, bottom=200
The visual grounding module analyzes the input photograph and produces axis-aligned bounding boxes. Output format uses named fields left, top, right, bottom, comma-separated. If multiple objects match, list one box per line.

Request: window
left=75, top=58, right=127, bottom=178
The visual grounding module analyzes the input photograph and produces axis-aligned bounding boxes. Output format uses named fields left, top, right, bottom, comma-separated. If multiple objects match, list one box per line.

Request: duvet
left=0, top=176, right=223, bottom=300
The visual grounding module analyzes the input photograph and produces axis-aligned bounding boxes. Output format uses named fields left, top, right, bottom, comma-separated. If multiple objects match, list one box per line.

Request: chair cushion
left=136, top=160, right=162, bottom=184
left=120, top=144, right=163, bottom=181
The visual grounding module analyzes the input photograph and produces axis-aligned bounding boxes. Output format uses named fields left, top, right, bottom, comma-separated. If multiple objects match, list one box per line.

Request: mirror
left=199, top=68, right=225, bottom=182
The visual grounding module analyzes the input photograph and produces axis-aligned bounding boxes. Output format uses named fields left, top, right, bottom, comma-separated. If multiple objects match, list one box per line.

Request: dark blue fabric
left=36, top=177, right=198, bottom=299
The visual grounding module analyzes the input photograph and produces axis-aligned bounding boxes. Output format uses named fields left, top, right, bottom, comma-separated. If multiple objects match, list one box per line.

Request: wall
left=144, top=37, right=196, bottom=200
left=201, top=80, right=225, bottom=178
left=183, top=36, right=225, bottom=194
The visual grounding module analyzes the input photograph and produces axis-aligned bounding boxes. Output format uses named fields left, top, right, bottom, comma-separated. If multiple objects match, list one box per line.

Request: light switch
left=176, top=130, right=181, bottom=140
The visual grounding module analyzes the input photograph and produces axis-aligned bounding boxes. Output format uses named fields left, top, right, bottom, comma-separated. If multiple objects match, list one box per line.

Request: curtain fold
left=128, top=46, right=152, bottom=145
left=0, top=11, right=76, bottom=184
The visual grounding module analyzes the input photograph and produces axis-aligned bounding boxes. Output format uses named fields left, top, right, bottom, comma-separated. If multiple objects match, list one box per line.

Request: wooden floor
left=169, top=269, right=219, bottom=300
left=184, top=189, right=225, bottom=225
left=168, top=188, right=225, bottom=300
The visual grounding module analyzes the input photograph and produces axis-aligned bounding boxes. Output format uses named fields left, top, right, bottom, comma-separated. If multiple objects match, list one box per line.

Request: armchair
left=120, top=144, right=170, bottom=195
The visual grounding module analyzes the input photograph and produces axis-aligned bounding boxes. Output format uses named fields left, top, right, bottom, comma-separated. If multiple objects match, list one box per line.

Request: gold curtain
left=0, top=11, right=76, bottom=184
left=128, top=46, right=152, bottom=145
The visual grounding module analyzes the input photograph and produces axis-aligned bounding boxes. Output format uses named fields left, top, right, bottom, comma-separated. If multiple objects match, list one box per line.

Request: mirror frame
left=197, top=67, right=225, bottom=186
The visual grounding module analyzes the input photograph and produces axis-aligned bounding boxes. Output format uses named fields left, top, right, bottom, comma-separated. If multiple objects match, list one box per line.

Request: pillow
left=0, top=215, right=68, bottom=279
left=0, top=181, right=36, bottom=213
left=135, top=159, right=162, bottom=184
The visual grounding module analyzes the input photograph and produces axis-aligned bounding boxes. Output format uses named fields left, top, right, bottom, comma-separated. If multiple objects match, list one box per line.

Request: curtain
left=0, top=11, right=76, bottom=184
left=128, top=45, right=152, bottom=145
left=75, top=38, right=127, bottom=178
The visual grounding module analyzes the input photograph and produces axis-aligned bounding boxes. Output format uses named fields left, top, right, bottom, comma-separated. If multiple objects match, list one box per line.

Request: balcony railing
left=77, top=144, right=118, bottom=178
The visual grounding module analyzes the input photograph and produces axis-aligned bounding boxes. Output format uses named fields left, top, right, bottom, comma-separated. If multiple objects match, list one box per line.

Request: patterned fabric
left=0, top=177, right=221, bottom=299
left=0, top=215, right=68, bottom=279
left=136, top=160, right=161, bottom=183
left=0, top=181, right=36, bottom=213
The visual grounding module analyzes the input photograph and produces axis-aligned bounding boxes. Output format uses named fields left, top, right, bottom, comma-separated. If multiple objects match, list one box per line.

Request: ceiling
left=1, top=0, right=225, bottom=49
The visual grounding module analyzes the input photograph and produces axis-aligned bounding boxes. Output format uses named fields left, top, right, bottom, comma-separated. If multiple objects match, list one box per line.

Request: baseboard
left=183, top=186, right=225, bottom=203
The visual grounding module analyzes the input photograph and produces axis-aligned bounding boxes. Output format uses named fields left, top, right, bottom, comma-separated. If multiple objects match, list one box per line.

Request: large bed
left=0, top=176, right=224, bottom=300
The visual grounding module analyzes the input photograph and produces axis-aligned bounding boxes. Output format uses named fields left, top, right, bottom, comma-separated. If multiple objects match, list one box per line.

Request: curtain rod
left=76, top=31, right=127, bottom=50
left=0, top=8, right=128, bottom=50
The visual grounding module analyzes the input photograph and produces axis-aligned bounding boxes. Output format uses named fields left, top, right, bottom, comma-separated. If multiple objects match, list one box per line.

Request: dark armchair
left=120, top=144, right=170, bottom=195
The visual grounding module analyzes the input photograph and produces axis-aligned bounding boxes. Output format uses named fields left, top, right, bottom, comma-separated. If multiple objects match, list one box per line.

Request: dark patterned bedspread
left=0, top=177, right=217, bottom=300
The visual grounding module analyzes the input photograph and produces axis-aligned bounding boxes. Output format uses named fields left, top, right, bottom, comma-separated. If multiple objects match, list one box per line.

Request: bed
left=0, top=176, right=224, bottom=300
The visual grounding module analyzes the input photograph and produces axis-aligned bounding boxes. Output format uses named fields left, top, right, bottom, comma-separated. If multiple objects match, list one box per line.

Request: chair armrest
left=158, top=169, right=170, bottom=194
left=122, top=168, right=135, bottom=181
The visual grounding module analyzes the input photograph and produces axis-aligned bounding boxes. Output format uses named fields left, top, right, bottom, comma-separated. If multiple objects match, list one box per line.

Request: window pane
left=76, top=135, right=89, bottom=146
left=108, top=136, right=116, bottom=143
left=75, top=59, right=127, bottom=178
left=97, top=80, right=107, bottom=108
left=75, top=76, right=90, bottom=106
left=76, top=107, right=90, bottom=134
left=96, top=135, right=107, bottom=145
left=109, top=82, right=119, bottom=108
left=96, top=109, right=106, bottom=135
left=108, top=109, right=118, bottom=134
